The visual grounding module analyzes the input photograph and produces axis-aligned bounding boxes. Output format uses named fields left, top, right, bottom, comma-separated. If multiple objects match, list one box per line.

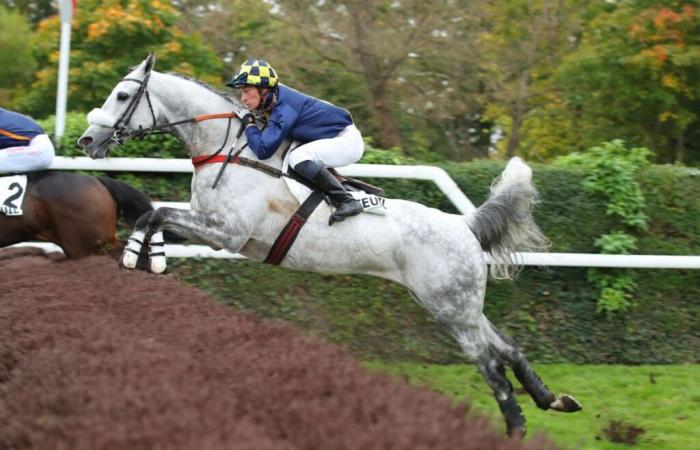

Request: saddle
left=286, top=165, right=384, bottom=196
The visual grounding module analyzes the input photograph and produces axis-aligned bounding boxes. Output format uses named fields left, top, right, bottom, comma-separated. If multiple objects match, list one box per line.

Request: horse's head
left=78, top=54, right=159, bottom=158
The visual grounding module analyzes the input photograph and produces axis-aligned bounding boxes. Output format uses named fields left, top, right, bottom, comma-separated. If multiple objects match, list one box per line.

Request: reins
left=192, top=152, right=286, bottom=178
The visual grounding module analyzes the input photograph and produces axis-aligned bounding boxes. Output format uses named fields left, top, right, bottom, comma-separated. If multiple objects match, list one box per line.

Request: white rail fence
left=13, top=156, right=700, bottom=269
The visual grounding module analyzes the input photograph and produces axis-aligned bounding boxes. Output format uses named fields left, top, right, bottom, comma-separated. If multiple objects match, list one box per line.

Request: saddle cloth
left=281, top=150, right=387, bottom=216
left=0, top=175, right=28, bottom=216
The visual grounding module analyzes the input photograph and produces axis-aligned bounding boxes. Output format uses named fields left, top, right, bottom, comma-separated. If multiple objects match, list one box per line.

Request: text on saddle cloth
left=281, top=152, right=388, bottom=216
left=0, top=175, right=28, bottom=216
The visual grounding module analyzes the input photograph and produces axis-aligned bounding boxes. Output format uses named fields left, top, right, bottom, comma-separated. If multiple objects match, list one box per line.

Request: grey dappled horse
left=77, top=54, right=581, bottom=436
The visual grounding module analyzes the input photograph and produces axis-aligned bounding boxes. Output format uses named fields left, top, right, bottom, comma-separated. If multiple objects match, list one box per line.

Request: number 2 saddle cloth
left=0, top=175, right=28, bottom=216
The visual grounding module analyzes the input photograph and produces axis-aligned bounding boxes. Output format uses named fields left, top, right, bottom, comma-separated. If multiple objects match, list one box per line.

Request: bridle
left=99, top=64, right=289, bottom=188
left=109, top=64, right=241, bottom=145
left=111, top=69, right=157, bottom=145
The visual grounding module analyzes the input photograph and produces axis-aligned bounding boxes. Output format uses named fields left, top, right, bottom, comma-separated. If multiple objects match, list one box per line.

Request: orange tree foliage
left=12, top=0, right=222, bottom=118
left=557, top=0, right=700, bottom=162
left=555, top=1, right=700, bottom=164
left=630, top=4, right=698, bottom=130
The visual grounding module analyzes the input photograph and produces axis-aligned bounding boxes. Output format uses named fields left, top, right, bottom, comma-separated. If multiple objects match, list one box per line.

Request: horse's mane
left=166, top=72, right=245, bottom=109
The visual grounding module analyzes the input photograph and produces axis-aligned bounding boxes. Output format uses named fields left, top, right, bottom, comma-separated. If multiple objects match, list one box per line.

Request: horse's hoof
left=550, top=394, right=582, bottom=412
left=149, top=255, right=167, bottom=274
left=120, top=251, right=138, bottom=269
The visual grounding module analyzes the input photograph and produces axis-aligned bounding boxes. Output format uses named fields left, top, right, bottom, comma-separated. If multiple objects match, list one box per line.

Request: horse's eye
left=117, top=92, right=129, bottom=101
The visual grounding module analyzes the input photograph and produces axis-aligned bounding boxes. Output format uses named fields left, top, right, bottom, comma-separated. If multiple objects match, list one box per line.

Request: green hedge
left=43, top=112, right=700, bottom=364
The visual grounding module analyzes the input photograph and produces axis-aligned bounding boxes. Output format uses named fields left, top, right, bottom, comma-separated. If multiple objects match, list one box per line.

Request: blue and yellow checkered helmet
left=227, top=58, right=279, bottom=88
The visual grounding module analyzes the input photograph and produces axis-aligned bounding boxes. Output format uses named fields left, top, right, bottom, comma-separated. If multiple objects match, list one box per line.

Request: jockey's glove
left=241, top=113, right=256, bottom=128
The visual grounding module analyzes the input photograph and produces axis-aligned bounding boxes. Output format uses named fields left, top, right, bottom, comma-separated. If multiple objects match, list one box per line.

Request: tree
left=168, top=1, right=379, bottom=154
left=170, top=0, right=494, bottom=160
left=394, top=2, right=490, bottom=160
left=172, top=0, right=278, bottom=75
left=478, top=0, right=588, bottom=160
left=555, top=1, right=700, bottom=164
left=11, top=0, right=222, bottom=118
left=0, top=6, right=37, bottom=98
left=270, top=0, right=463, bottom=150
left=1, top=0, right=55, bottom=23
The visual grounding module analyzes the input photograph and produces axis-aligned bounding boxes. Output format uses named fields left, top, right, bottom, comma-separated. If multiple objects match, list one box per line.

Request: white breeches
left=0, top=134, right=55, bottom=173
left=288, top=124, right=364, bottom=169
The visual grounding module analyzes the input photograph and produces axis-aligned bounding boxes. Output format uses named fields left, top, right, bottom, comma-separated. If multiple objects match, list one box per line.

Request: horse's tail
left=96, top=176, right=186, bottom=242
left=467, top=157, right=548, bottom=280
left=96, top=176, right=154, bottom=225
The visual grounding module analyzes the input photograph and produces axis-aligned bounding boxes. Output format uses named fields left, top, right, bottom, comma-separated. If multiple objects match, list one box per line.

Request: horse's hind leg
left=482, top=317, right=582, bottom=413
left=53, top=209, right=118, bottom=258
left=451, top=322, right=527, bottom=437
left=403, top=243, right=529, bottom=436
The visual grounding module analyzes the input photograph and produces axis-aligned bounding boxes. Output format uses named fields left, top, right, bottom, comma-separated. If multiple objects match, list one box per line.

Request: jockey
left=227, top=58, right=363, bottom=224
left=0, top=107, right=55, bottom=174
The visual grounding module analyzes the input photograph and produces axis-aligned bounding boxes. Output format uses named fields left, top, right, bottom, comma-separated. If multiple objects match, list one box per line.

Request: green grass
left=364, top=362, right=700, bottom=450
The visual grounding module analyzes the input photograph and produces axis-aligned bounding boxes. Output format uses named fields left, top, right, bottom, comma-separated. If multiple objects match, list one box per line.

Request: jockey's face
left=239, top=86, right=270, bottom=110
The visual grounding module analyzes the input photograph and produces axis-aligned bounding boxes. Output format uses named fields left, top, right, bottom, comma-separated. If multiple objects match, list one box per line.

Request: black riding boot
left=313, top=167, right=362, bottom=225
left=294, top=160, right=362, bottom=225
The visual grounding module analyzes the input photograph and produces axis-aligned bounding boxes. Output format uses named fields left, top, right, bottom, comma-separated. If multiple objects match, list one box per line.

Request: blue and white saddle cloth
left=0, top=175, right=28, bottom=216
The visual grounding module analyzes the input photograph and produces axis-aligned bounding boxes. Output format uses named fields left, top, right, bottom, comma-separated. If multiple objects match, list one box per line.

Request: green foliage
left=556, top=140, right=652, bottom=229
left=11, top=0, right=222, bottom=118
left=0, top=6, right=37, bottom=91
left=637, top=165, right=700, bottom=254
left=368, top=362, right=700, bottom=450
left=556, top=140, right=653, bottom=314
left=588, top=268, right=638, bottom=316
left=360, top=141, right=418, bottom=165
left=594, top=232, right=638, bottom=254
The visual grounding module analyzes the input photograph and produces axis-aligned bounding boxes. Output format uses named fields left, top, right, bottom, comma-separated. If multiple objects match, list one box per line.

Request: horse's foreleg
left=484, top=318, right=582, bottom=413
left=121, top=207, right=247, bottom=273
left=121, top=211, right=154, bottom=270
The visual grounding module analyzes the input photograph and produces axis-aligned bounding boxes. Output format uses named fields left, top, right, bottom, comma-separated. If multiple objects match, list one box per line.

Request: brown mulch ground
left=0, top=248, right=557, bottom=450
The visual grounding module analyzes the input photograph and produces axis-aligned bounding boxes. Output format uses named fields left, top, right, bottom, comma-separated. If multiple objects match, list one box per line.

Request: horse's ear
left=144, top=53, right=155, bottom=73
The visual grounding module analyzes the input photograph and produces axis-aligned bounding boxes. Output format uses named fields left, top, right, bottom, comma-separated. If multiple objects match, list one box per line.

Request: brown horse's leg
left=0, top=216, right=32, bottom=248
left=0, top=195, right=45, bottom=249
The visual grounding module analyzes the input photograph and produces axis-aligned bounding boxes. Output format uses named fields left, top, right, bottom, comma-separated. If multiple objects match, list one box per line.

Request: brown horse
left=0, top=171, right=163, bottom=258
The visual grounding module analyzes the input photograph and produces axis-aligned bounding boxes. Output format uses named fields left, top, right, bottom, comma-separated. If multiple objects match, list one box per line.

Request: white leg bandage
left=121, top=230, right=145, bottom=269
left=148, top=231, right=167, bottom=274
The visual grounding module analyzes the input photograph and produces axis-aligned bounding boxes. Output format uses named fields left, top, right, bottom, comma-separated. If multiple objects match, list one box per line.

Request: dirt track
left=0, top=248, right=556, bottom=449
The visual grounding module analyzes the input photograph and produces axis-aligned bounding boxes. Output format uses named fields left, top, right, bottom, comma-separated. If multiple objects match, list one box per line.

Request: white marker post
left=55, top=0, right=74, bottom=144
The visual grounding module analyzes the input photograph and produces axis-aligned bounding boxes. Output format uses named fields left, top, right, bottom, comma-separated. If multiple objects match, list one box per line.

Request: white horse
left=77, top=54, right=581, bottom=436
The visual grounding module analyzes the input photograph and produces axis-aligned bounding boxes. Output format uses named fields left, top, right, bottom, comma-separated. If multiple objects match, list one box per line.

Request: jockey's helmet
left=227, top=59, right=279, bottom=89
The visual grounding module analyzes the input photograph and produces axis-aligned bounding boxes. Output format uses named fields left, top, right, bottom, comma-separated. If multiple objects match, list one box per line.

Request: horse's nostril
left=77, top=136, right=94, bottom=148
